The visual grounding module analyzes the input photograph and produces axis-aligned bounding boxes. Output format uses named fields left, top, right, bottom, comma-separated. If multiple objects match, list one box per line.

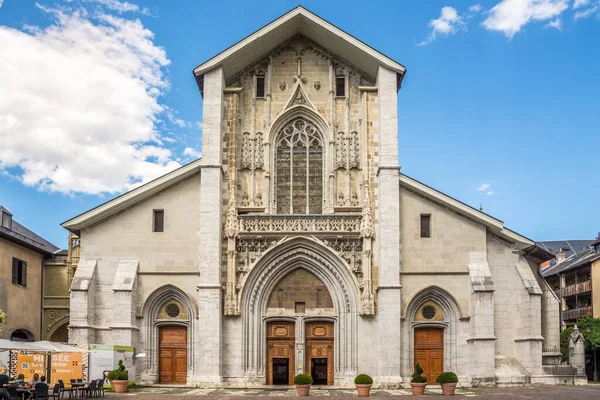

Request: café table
left=16, top=387, right=35, bottom=400
left=70, top=381, right=89, bottom=399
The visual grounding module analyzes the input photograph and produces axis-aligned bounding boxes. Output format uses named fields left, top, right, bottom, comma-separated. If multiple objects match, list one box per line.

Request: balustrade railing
left=561, top=306, right=593, bottom=321
left=238, top=214, right=362, bottom=235
left=562, top=280, right=592, bottom=297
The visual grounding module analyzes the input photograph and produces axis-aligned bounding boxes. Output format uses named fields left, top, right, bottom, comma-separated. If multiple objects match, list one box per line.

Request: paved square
left=106, top=385, right=600, bottom=399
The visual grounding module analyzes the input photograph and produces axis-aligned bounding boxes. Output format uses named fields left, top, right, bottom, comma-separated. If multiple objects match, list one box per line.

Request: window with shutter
left=21, top=260, right=27, bottom=287
left=11, top=257, right=27, bottom=287
left=12, top=257, right=18, bottom=285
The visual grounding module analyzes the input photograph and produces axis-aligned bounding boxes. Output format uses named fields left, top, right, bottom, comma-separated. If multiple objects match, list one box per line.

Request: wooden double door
left=305, top=322, right=334, bottom=385
left=159, top=326, right=187, bottom=384
left=414, top=327, right=444, bottom=384
left=266, top=322, right=296, bottom=385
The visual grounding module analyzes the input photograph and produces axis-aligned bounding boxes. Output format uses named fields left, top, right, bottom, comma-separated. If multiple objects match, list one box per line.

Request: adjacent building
left=62, top=7, right=560, bottom=387
left=0, top=206, right=59, bottom=341
left=541, top=236, right=600, bottom=325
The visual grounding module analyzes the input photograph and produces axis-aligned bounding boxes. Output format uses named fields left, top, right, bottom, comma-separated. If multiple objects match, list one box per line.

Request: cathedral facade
left=63, top=7, right=560, bottom=387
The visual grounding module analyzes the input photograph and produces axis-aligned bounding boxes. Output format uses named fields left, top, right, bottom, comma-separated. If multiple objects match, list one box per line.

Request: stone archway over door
left=159, top=326, right=187, bottom=384
left=414, top=327, right=443, bottom=384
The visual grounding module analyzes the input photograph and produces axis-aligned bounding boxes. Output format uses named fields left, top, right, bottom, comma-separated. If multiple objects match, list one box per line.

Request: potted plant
left=354, top=374, right=373, bottom=397
left=293, top=373, right=313, bottom=397
left=436, top=372, right=458, bottom=396
left=107, top=360, right=129, bottom=393
left=410, top=363, right=427, bottom=395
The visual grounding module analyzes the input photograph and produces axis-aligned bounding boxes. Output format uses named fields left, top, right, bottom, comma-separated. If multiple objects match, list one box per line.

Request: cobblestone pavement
left=107, top=384, right=600, bottom=399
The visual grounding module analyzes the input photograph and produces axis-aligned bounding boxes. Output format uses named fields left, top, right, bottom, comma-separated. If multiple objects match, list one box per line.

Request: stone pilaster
left=110, top=259, right=139, bottom=347
left=376, top=65, right=402, bottom=386
left=467, top=252, right=496, bottom=385
left=196, top=66, right=225, bottom=384
left=68, top=259, right=97, bottom=344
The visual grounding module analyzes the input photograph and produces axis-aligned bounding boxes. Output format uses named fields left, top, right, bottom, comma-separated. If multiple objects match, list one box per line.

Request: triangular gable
left=283, top=80, right=317, bottom=112
left=193, top=6, right=406, bottom=91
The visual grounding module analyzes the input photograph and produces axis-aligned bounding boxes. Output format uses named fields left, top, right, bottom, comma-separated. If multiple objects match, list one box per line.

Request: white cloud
left=85, top=0, right=150, bottom=15
left=477, top=182, right=494, bottom=196
left=545, top=18, right=563, bottom=28
left=418, top=7, right=466, bottom=46
left=0, top=3, right=185, bottom=195
left=574, top=4, right=599, bottom=19
left=469, top=4, right=483, bottom=13
left=183, top=147, right=201, bottom=159
left=483, top=0, right=569, bottom=38
left=0, top=0, right=4, bottom=9
left=574, top=0, right=590, bottom=8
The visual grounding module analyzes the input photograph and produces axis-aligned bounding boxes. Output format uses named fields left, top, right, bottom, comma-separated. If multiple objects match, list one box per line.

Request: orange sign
left=50, top=353, right=83, bottom=385
left=16, top=351, right=47, bottom=382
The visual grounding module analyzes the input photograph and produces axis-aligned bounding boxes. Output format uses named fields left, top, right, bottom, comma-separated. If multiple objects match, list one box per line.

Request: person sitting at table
left=16, top=374, right=25, bottom=384
left=35, top=376, right=48, bottom=389
left=29, top=374, right=41, bottom=386
left=0, top=366, right=11, bottom=400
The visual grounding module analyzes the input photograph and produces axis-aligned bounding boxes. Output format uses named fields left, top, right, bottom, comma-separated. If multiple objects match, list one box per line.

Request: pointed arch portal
left=240, top=238, right=359, bottom=385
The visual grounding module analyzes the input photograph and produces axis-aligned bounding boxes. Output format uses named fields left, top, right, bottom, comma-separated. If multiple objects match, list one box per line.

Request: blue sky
left=0, top=0, right=599, bottom=249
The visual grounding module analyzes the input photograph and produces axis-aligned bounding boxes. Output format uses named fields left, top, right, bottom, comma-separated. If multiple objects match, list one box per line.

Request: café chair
left=48, top=384, right=61, bottom=400
left=35, top=385, right=49, bottom=400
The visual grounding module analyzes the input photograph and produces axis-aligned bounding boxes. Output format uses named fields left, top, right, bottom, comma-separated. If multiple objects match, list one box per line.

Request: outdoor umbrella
left=0, top=339, right=48, bottom=352
left=33, top=341, right=87, bottom=353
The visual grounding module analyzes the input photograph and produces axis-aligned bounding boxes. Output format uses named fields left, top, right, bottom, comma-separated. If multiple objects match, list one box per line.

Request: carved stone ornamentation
left=351, top=191, right=359, bottom=206
left=279, top=81, right=286, bottom=91
left=255, top=192, right=263, bottom=207
left=360, top=186, right=374, bottom=239
left=241, top=132, right=252, bottom=170
left=337, top=191, right=345, bottom=206
left=348, top=131, right=360, bottom=168
left=336, top=131, right=346, bottom=169
left=314, top=81, right=321, bottom=90
left=225, top=192, right=239, bottom=239
left=242, top=192, right=250, bottom=207
left=360, top=280, right=375, bottom=315
left=238, top=215, right=361, bottom=235
left=322, top=238, right=363, bottom=276
left=254, top=132, right=264, bottom=169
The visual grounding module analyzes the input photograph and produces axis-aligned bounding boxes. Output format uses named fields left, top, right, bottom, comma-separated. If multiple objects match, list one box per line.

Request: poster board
left=50, top=352, right=83, bottom=385
left=16, top=351, right=46, bottom=382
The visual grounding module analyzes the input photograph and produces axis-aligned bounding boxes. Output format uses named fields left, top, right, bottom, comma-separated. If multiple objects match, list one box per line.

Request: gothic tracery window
left=275, top=118, right=323, bottom=214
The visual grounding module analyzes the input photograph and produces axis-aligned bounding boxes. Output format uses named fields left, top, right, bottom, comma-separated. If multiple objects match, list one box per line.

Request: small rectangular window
left=153, top=210, right=164, bottom=232
left=295, top=302, right=305, bottom=314
left=12, top=257, right=27, bottom=287
left=256, top=76, right=265, bottom=98
left=336, top=77, right=345, bottom=97
left=420, top=214, right=431, bottom=238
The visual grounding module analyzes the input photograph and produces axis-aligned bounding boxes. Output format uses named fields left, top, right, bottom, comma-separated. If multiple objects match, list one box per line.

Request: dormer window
left=1, top=212, right=12, bottom=230
left=256, top=76, right=265, bottom=98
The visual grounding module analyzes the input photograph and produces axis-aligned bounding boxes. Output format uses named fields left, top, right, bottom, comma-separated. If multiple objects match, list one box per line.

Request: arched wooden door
left=159, top=326, right=187, bottom=384
left=305, top=322, right=334, bottom=385
left=414, top=327, right=443, bottom=384
left=266, top=321, right=295, bottom=385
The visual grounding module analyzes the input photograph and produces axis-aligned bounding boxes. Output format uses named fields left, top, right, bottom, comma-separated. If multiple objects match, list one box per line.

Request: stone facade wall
left=74, top=175, right=201, bottom=345
left=266, top=268, right=333, bottom=312
left=0, top=237, right=44, bottom=340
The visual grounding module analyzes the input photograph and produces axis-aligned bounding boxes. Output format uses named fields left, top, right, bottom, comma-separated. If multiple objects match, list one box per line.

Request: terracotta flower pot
left=296, top=384, right=311, bottom=396
left=112, top=380, right=129, bottom=393
left=410, top=382, right=426, bottom=395
left=441, top=383, right=457, bottom=396
left=356, top=383, right=372, bottom=397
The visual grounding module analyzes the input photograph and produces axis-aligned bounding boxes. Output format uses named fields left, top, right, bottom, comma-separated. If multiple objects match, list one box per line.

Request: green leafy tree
left=560, top=317, right=600, bottom=362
